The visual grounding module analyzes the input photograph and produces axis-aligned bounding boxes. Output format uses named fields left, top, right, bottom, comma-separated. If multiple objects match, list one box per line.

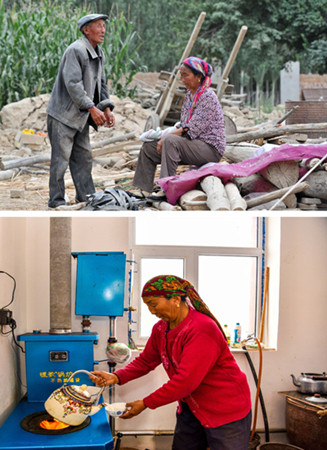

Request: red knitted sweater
left=115, top=309, right=251, bottom=428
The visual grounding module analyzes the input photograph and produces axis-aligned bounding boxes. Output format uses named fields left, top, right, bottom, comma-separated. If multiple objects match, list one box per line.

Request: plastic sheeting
left=157, top=144, right=327, bottom=205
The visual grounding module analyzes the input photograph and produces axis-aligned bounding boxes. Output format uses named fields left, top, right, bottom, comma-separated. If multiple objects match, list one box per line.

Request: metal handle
left=66, top=369, right=93, bottom=384
left=64, top=369, right=105, bottom=402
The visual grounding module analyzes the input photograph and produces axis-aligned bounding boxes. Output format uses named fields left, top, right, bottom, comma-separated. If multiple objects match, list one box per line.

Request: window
left=139, top=258, right=184, bottom=337
left=131, top=216, right=267, bottom=347
left=198, top=255, right=257, bottom=339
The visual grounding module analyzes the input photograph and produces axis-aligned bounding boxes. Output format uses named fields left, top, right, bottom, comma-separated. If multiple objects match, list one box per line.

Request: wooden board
left=279, top=390, right=327, bottom=411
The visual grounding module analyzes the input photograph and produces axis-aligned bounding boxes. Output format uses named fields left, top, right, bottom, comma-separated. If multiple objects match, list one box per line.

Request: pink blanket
left=157, top=144, right=327, bottom=205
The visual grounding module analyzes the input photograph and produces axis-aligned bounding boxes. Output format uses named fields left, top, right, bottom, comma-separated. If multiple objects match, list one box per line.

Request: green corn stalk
left=103, top=11, right=143, bottom=99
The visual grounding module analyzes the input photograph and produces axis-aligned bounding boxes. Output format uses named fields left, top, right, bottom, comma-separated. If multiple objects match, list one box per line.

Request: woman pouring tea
left=90, top=275, right=251, bottom=450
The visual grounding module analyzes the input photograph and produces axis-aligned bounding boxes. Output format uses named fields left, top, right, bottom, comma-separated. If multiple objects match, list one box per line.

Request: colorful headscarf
left=182, top=56, right=213, bottom=123
left=142, top=274, right=226, bottom=338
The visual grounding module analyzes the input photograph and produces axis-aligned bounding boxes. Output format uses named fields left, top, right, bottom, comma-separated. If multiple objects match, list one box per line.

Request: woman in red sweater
left=91, top=275, right=252, bottom=450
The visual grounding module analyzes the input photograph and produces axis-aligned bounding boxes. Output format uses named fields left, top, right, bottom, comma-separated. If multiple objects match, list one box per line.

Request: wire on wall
left=0, top=270, right=25, bottom=353
left=0, top=270, right=16, bottom=309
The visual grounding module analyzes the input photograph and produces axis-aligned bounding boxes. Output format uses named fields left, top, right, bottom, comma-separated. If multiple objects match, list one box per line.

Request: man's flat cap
left=78, top=14, right=108, bottom=30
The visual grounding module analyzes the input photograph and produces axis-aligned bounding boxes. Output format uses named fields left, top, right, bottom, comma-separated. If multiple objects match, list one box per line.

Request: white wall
left=280, top=61, right=300, bottom=103
left=0, top=218, right=28, bottom=422
left=260, top=217, right=327, bottom=427
left=1, top=216, right=327, bottom=434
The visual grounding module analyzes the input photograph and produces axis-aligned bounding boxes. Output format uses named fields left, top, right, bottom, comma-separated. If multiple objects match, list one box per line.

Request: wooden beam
left=90, top=131, right=139, bottom=149
left=226, top=123, right=327, bottom=144
left=0, top=168, right=19, bottom=180
left=246, top=182, right=309, bottom=208
left=217, top=26, right=248, bottom=99
left=0, top=154, right=50, bottom=170
left=157, top=12, right=206, bottom=124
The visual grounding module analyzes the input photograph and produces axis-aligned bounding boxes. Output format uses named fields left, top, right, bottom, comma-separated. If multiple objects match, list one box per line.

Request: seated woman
left=90, top=275, right=251, bottom=450
left=132, top=57, right=226, bottom=198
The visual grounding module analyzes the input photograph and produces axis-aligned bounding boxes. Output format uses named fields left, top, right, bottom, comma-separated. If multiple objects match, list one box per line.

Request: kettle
left=291, top=372, right=327, bottom=394
left=45, top=369, right=107, bottom=426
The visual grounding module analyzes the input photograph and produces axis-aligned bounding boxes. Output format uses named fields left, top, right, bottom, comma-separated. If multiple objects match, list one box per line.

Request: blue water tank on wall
left=72, top=252, right=126, bottom=317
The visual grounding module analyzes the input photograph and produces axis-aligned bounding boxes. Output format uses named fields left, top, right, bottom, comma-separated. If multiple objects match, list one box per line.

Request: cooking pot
left=290, top=372, right=327, bottom=394
left=45, top=369, right=108, bottom=426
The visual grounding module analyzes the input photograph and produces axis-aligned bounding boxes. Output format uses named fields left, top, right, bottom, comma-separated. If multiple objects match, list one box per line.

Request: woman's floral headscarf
left=142, top=274, right=225, bottom=338
left=182, top=56, right=213, bottom=123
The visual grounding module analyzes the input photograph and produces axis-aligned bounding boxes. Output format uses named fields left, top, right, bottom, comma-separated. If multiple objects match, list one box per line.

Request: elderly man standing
left=47, top=13, right=115, bottom=208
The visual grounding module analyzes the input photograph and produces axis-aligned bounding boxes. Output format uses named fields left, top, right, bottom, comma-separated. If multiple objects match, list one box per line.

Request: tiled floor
left=117, top=430, right=289, bottom=449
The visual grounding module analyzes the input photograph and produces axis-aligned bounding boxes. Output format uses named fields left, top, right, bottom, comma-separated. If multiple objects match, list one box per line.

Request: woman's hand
left=120, top=400, right=146, bottom=419
left=157, top=127, right=183, bottom=154
left=89, top=371, right=119, bottom=387
left=157, top=139, right=162, bottom=154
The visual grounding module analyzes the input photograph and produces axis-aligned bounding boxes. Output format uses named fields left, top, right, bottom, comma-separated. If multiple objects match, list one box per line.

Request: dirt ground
left=0, top=93, right=149, bottom=211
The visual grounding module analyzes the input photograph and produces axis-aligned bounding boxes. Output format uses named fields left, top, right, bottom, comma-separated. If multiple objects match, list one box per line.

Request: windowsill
left=230, top=346, right=276, bottom=352
left=132, top=346, right=276, bottom=353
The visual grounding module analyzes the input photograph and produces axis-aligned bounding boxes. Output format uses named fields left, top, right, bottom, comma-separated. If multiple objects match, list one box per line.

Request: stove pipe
left=49, top=217, right=72, bottom=333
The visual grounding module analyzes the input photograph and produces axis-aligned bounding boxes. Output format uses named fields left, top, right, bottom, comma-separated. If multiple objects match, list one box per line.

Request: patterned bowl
left=105, top=402, right=127, bottom=417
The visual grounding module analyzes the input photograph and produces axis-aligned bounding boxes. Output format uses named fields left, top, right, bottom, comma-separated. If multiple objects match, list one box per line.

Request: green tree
left=272, top=0, right=327, bottom=73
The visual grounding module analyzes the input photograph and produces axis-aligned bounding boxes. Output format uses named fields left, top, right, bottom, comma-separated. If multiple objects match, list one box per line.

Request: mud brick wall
left=285, top=100, right=327, bottom=138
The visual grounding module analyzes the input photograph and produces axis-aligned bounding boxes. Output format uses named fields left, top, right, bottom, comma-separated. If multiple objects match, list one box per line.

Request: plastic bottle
left=223, top=324, right=231, bottom=346
left=233, top=323, right=242, bottom=347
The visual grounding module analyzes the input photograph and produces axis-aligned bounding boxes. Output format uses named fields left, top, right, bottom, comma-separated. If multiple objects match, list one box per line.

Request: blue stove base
left=0, top=398, right=114, bottom=450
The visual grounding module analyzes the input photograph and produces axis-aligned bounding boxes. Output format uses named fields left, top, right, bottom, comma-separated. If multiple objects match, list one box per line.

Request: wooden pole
left=157, top=12, right=206, bottom=123
left=217, top=26, right=248, bottom=99
left=259, top=267, right=270, bottom=343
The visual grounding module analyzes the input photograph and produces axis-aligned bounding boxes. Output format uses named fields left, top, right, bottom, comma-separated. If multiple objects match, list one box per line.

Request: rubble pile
left=0, top=93, right=149, bottom=210
left=0, top=76, right=327, bottom=211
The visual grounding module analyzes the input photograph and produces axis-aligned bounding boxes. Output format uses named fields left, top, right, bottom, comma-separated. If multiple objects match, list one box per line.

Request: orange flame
left=40, top=419, right=70, bottom=430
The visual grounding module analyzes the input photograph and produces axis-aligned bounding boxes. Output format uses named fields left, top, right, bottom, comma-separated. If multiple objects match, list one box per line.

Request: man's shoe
left=48, top=201, right=66, bottom=209
left=128, top=188, right=151, bottom=199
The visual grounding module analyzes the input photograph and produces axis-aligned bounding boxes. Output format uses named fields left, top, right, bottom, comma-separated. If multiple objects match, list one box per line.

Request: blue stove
left=0, top=398, right=113, bottom=449
left=0, top=333, right=113, bottom=449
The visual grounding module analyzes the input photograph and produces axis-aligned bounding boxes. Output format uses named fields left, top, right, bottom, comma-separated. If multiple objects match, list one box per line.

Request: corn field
left=0, top=0, right=140, bottom=111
